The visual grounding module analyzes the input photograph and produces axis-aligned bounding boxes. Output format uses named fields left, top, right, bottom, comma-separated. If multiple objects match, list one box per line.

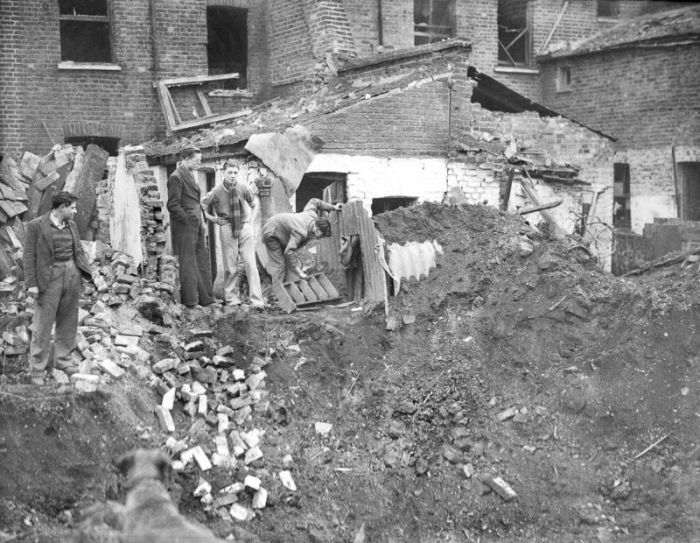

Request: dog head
left=115, top=448, right=171, bottom=489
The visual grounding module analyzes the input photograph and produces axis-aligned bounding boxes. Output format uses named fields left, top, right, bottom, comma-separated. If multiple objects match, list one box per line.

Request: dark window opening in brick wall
left=414, top=0, right=455, bottom=45
left=613, top=162, right=631, bottom=230
left=497, top=0, right=531, bottom=66
left=207, top=6, right=247, bottom=89
left=371, top=197, right=418, bottom=216
left=65, top=136, right=119, bottom=156
left=597, top=0, right=621, bottom=18
left=59, top=0, right=112, bottom=63
left=556, top=66, right=572, bottom=92
left=296, top=173, right=346, bottom=212
left=678, top=162, right=700, bottom=221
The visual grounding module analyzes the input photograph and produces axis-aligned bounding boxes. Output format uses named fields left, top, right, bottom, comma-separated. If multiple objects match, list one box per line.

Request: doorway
left=679, top=162, right=700, bottom=221
left=296, top=172, right=346, bottom=211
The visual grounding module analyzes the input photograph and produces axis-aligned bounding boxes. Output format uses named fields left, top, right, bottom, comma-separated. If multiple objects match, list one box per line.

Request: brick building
left=2, top=0, right=688, bottom=161
left=538, top=4, right=700, bottom=235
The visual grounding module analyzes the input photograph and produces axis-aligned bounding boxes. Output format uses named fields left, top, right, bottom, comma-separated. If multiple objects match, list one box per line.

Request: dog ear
left=114, top=451, right=135, bottom=476
left=154, top=450, right=172, bottom=482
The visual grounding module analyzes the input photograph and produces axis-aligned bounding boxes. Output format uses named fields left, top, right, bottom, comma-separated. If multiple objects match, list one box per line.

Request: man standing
left=202, top=160, right=265, bottom=308
left=262, top=198, right=341, bottom=285
left=24, top=191, right=94, bottom=385
left=167, top=146, right=216, bottom=308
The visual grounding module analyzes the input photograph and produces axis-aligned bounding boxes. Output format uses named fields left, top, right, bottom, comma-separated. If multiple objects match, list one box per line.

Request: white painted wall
left=307, top=153, right=448, bottom=213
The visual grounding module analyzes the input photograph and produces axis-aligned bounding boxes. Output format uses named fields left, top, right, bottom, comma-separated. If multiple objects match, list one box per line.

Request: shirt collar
left=49, top=212, right=67, bottom=229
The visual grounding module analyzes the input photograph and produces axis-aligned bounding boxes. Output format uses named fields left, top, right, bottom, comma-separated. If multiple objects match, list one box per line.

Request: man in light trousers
left=203, top=160, right=264, bottom=308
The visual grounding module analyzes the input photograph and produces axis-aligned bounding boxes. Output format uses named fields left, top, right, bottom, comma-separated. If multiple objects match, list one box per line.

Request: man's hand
left=293, top=267, right=308, bottom=280
left=27, top=286, right=39, bottom=297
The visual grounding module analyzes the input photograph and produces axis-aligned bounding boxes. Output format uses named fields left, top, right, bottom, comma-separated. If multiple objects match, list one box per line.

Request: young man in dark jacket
left=262, top=198, right=341, bottom=285
left=23, top=191, right=94, bottom=385
left=167, top=146, right=216, bottom=308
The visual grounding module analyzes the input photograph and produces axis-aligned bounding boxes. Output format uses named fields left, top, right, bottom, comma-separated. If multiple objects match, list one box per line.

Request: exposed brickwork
left=540, top=45, right=700, bottom=149
left=0, top=0, right=267, bottom=158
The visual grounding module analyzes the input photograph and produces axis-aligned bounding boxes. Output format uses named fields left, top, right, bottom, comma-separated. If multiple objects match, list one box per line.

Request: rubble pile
left=148, top=330, right=288, bottom=523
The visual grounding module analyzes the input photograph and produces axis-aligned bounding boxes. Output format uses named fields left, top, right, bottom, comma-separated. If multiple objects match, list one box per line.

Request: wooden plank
left=10, top=219, right=24, bottom=248
left=196, top=88, right=213, bottom=116
left=518, top=199, right=562, bottom=215
left=0, top=157, right=28, bottom=192
left=306, top=276, right=327, bottom=299
left=315, top=273, right=339, bottom=298
left=273, top=282, right=296, bottom=313
left=158, top=72, right=240, bottom=87
left=171, top=109, right=253, bottom=132
left=19, top=152, right=41, bottom=179
left=0, top=200, right=27, bottom=219
left=296, top=280, right=318, bottom=302
left=286, top=282, right=305, bottom=304
left=157, top=83, right=179, bottom=132
left=34, top=171, right=61, bottom=192
left=73, top=144, right=109, bottom=239
left=166, top=88, right=182, bottom=124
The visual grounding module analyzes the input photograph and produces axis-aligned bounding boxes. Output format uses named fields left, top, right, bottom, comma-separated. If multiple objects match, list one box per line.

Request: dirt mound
left=2, top=202, right=699, bottom=542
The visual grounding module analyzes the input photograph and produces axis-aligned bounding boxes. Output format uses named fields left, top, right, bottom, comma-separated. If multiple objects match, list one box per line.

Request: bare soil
left=1, top=202, right=699, bottom=543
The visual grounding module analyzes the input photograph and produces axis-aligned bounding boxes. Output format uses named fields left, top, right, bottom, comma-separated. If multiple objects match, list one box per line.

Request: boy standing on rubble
left=262, top=198, right=341, bottom=285
left=202, top=160, right=265, bottom=308
left=23, top=191, right=95, bottom=385
left=167, top=146, right=217, bottom=308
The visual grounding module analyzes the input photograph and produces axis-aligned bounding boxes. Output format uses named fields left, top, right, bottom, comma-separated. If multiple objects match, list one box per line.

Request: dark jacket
left=167, top=164, right=204, bottom=226
left=23, top=212, right=92, bottom=292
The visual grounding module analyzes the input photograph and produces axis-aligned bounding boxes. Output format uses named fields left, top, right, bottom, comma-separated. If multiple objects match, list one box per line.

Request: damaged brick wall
left=0, top=0, right=268, bottom=157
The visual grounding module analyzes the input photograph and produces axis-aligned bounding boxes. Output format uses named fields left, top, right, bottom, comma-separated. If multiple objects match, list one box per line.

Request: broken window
left=678, top=162, right=700, bottom=221
left=371, top=197, right=417, bottom=216
left=556, top=66, right=572, bottom=92
left=414, top=0, right=454, bottom=45
left=597, top=0, right=621, bottom=18
left=498, top=0, right=531, bottom=66
left=613, top=163, right=631, bottom=230
left=296, top=173, right=346, bottom=212
left=207, top=6, right=247, bottom=89
left=58, top=0, right=112, bottom=63
left=65, top=136, right=119, bottom=156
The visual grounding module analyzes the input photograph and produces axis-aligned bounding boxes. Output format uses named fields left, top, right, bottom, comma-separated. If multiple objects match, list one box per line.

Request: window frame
left=414, top=0, right=455, bottom=46
left=613, top=162, right=632, bottom=230
left=58, top=0, right=114, bottom=65
left=497, top=0, right=532, bottom=68
left=556, top=65, right=572, bottom=92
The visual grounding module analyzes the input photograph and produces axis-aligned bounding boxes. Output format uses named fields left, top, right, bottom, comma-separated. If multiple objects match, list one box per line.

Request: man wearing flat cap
left=167, top=146, right=216, bottom=307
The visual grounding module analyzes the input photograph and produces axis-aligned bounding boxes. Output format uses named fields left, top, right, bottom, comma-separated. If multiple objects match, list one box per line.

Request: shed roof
left=143, top=40, right=472, bottom=160
left=539, top=4, right=700, bottom=61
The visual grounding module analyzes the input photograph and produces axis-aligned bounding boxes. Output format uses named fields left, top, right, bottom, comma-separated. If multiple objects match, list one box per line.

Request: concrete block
left=496, top=407, right=518, bottom=421
left=74, top=381, right=98, bottom=393
left=213, top=494, right=237, bottom=508
left=229, top=396, right=253, bottom=410
left=220, top=482, right=245, bottom=495
left=217, top=413, right=230, bottom=433
left=98, top=359, right=125, bottom=379
left=229, top=503, right=252, bottom=522
left=480, top=475, right=517, bottom=501
left=240, top=429, right=264, bottom=449
left=193, top=478, right=212, bottom=497
left=214, top=435, right=230, bottom=458
left=231, top=369, right=245, bottom=381
left=315, top=422, right=332, bottom=435
left=70, top=373, right=100, bottom=384
left=162, top=387, right=176, bottom=410
left=244, top=475, right=261, bottom=491
left=245, top=371, right=266, bottom=391
left=228, top=431, right=248, bottom=457
left=191, top=381, right=207, bottom=395
left=244, top=446, right=263, bottom=465
left=153, top=358, right=178, bottom=374
left=233, top=406, right=252, bottom=426
left=252, top=488, right=267, bottom=509
left=184, top=340, right=205, bottom=352
left=190, top=446, right=212, bottom=471
left=198, top=394, right=208, bottom=416
left=154, top=406, right=175, bottom=433
left=114, top=335, right=139, bottom=347
left=279, top=470, right=297, bottom=491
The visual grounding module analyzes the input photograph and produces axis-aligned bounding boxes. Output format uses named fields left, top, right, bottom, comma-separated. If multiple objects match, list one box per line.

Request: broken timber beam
left=518, top=198, right=562, bottom=215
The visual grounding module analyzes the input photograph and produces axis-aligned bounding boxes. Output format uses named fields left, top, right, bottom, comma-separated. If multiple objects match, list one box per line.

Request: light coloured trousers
left=29, top=260, right=80, bottom=375
left=220, top=222, right=264, bottom=306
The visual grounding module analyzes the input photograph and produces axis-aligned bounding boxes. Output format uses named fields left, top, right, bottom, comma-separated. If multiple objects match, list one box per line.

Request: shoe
left=30, top=375, right=45, bottom=386
left=55, top=364, right=78, bottom=376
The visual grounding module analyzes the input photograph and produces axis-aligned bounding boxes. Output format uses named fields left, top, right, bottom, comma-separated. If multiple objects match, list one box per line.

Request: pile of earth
left=1, top=202, right=699, bottom=542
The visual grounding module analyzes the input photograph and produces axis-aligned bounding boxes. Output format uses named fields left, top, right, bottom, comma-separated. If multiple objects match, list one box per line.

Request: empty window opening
left=613, top=163, right=631, bottom=229
left=414, top=0, right=454, bottom=45
left=58, top=0, right=112, bottom=63
left=65, top=136, right=119, bottom=156
left=371, top=197, right=417, bottom=216
left=556, top=66, right=572, bottom=92
left=678, top=162, right=700, bottom=221
left=296, top=173, right=346, bottom=212
left=207, top=6, right=247, bottom=89
left=498, top=0, right=531, bottom=66
left=597, top=0, right=621, bottom=18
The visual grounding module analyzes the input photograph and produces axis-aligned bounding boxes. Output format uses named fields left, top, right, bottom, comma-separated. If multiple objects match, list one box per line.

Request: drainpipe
left=377, top=0, right=384, bottom=46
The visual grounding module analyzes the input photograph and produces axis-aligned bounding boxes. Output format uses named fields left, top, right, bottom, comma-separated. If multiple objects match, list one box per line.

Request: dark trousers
left=29, top=260, right=80, bottom=374
left=262, top=234, right=287, bottom=285
left=172, top=218, right=214, bottom=307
